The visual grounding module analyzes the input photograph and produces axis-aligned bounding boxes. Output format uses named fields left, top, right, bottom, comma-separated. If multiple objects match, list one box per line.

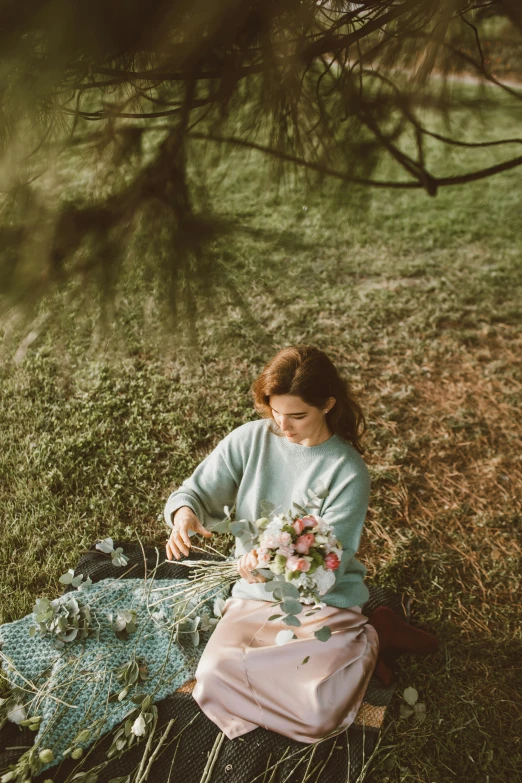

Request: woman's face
left=268, top=394, right=335, bottom=443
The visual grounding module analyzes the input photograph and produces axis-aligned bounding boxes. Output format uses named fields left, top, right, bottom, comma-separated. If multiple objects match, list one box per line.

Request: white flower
left=329, top=546, right=343, bottom=560
left=278, top=532, right=292, bottom=546
left=290, top=572, right=312, bottom=590
left=7, top=703, right=27, bottom=724
left=275, top=629, right=295, bottom=646
left=276, top=545, right=294, bottom=559
left=261, top=533, right=280, bottom=550
left=266, top=516, right=285, bottom=531
left=131, top=714, right=147, bottom=736
left=312, top=566, right=336, bottom=596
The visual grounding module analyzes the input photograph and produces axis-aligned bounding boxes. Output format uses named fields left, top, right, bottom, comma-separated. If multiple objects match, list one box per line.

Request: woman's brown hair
left=251, top=344, right=367, bottom=453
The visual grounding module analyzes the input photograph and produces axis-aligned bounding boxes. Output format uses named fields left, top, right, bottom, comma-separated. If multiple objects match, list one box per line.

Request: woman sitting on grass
left=165, top=344, right=438, bottom=743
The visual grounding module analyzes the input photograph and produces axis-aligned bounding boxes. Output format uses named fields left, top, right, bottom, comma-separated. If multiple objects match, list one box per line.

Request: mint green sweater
left=163, top=419, right=371, bottom=609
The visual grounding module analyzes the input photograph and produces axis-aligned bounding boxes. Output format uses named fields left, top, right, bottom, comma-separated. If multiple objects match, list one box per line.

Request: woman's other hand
left=237, top=549, right=268, bottom=584
left=166, top=506, right=212, bottom=560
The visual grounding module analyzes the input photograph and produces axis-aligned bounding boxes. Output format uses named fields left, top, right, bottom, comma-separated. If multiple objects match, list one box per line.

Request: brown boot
left=373, top=654, right=395, bottom=687
left=368, top=606, right=439, bottom=656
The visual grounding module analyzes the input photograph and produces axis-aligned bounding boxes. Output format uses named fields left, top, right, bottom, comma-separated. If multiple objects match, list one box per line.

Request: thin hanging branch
left=1, top=0, right=521, bottom=329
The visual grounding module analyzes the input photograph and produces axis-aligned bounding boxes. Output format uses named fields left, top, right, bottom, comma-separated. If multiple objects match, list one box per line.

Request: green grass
left=1, top=85, right=521, bottom=782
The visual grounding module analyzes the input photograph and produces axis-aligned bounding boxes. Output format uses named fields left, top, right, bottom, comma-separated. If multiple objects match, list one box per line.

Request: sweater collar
left=264, top=422, right=342, bottom=459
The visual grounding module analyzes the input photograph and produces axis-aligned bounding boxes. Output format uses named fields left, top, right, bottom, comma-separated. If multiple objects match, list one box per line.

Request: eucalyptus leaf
left=264, top=581, right=280, bottom=593
left=314, top=626, right=332, bottom=642
left=279, top=582, right=300, bottom=599
left=268, top=614, right=283, bottom=621
left=59, top=570, right=75, bottom=585
left=260, top=500, right=275, bottom=514
left=283, top=614, right=301, bottom=627
left=293, top=502, right=308, bottom=515
left=403, top=687, right=419, bottom=706
left=301, top=656, right=310, bottom=665
left=60, top=627, right=78, bottom=642
left=280, top=599, right=303, bottom=615
left=95, top=538, right=114, bottom=554
left=210, top=519, right=231, bottom=534
left=131, top=693, right=148, bottom=705
left=400, top=704, right=414, bottom=718
left=128, top=662, right=139, bottom=684
left=111, top=549, right=129, bottom=567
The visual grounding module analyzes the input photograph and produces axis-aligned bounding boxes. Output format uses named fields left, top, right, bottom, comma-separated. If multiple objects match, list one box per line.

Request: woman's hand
left=166, top=506, right=212, bottom=560
left=237, top=549, right=268, bottom=584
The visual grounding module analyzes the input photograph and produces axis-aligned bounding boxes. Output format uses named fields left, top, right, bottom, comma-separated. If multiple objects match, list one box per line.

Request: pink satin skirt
left=192, top=597, right=379, bottom=744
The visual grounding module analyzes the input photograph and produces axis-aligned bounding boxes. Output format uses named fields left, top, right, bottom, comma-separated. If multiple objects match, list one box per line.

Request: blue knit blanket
left=0, top=578, right=225, bottom=768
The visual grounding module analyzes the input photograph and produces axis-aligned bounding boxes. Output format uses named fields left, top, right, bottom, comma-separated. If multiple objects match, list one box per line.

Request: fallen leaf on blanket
left=301, top=656, right=310, bottom=665
left=403, top=686, right=419, bottom=706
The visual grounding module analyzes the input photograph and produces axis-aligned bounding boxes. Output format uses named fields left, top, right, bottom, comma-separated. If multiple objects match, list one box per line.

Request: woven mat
left=0, top=543, right=411, bottom=782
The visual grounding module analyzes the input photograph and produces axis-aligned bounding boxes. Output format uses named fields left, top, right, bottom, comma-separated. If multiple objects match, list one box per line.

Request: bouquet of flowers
left=166, top=484, right=342, bottom=643
left=250, top=511, right=342, bottom=603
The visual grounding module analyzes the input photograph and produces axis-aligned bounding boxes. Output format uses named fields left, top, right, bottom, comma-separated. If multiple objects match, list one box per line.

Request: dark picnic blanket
left=0, top=543, right=410, bottom=783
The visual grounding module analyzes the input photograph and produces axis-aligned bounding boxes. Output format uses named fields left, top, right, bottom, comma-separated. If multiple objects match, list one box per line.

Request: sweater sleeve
left=163, top=430, right=244, bottom=531
left=319, top=461, right=371, bottom=582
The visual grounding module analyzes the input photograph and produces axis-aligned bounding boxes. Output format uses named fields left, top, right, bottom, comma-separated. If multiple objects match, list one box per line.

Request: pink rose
left=301, top=516, right=317, bottom=528
left=324, top=552, right=340, bottom=571
left=292, top=518, right=305, bottom=535
left=286, top=556, right=311, bottom=573
left=295, top=533, right=315, bottom=554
